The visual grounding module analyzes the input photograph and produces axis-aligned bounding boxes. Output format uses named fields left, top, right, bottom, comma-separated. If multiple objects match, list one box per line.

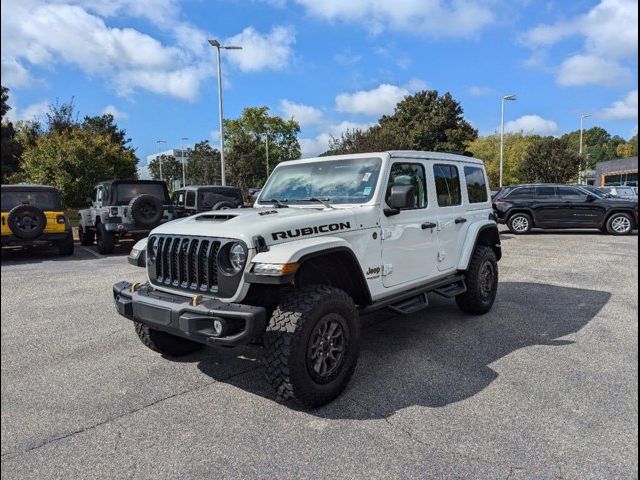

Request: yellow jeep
left=1, top=184, right=74, bottom=255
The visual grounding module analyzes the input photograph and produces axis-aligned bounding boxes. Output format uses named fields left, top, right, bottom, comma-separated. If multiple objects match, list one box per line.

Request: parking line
left=79, top=245, right=104, bottom=259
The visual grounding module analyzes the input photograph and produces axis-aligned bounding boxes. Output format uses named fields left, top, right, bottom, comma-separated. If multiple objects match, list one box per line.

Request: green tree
left=224, top=106, right=301, bottom=192
left=616, top=135, right=638, bottom=157
left=562, top=126, right=627, bottom=167
left=467, top=133, right=540, bottom=187
left=19, top=128, right=138, bottom=207
left=81, top=114, right=132, bottom=151
left=186, top=141, right=221, bottom=185
left=517, top=137, right=581, bottom=184
left=148, top=154, right=182, bottom=186
left=1, top=86, right=24, bottom=182
left=325, top=90, right=477, bottom=155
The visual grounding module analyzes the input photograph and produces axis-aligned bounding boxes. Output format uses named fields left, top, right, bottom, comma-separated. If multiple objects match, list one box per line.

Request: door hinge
left=381, top=229, right=392, bottom=240
left=437, top=221, right=445, bottom=231
left=382, top=264, right=393, bottom=276
left=437, top=251, right=446, bottom=262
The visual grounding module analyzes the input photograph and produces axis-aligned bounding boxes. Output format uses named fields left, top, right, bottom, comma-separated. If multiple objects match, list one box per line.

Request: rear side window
left=505, top=187, right=535, bottom=199
left=434, top=164, right=462, bottom=207
left=186, top=191, right=196, bottom=207
left=535, top=186, right=556, bottom=198
left=463, top=166, right=488, bottom=203
left=386, top=162, right=427, bottom=209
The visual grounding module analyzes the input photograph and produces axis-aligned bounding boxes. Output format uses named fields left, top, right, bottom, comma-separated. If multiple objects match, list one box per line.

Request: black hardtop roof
left=503, top=183, right=580, bottom=188
left=174, top=184, right=240, bottom=191
left=1, top=183, right=59, bottom=192
left=97, top=179, right=167, bottom=187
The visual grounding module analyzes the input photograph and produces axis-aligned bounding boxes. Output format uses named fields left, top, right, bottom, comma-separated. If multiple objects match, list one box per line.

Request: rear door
left=532, top=186, right=560, bottom=226
left=431, top=163, right=466, bottom=272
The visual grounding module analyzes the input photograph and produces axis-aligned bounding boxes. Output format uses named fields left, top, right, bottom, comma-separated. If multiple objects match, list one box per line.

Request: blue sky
left=1, top=0, right=638, bottom=170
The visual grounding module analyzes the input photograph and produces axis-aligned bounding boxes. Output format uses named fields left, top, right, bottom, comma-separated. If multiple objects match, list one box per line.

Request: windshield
left=258, top=157, right=382, bottom=205
left=1, top=190, right=62, bottom=211
left=114, top=183, right=168, bottom=205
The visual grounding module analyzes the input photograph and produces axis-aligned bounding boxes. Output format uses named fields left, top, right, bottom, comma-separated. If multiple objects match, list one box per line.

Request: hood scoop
left=194, top=213, right=238, bottom=222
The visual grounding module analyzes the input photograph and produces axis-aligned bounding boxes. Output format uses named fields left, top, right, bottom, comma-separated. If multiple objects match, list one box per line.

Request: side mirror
left=586, top=194, right=597, bottom=202
left=385, top=184, right=416, bottom=216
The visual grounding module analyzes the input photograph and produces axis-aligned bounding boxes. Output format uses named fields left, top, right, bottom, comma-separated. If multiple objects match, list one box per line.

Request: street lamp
left=578, top=114, right=592, bottom=184
left=181, top=137, right=188, bottom=187
left=156, top=140, right=166, bottom=181
left=499, top=94, right=517, bottom=188
left=208, top=39, right=242, bottom=186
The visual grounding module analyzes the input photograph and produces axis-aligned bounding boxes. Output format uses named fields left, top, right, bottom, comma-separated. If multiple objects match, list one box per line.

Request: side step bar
left=360, top=274, right=466, bottom=316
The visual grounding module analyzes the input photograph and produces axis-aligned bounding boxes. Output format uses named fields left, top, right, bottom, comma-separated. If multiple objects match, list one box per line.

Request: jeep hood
left=150, top=207, right=373, bottom=247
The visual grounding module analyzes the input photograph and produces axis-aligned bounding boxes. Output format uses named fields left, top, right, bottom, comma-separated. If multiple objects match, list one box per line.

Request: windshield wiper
left=294, top=197, right=334, bottom=209
left=261, top=198, right=289, bottom=208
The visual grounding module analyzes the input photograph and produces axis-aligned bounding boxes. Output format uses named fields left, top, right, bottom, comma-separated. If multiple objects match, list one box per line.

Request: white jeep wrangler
left=113, top=151, right=501, bottom=408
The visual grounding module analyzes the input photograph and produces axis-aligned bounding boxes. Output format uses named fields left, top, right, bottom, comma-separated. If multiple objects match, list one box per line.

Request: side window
left=535, top=186, right=557, bottom=198
left=186, top=191, right=196, bottom=207
left=172, top=192, right=185, bottom=206
left=557, top=187, right=584, bottom=200
left=463, top=166, right=488, bottom=203
left=506, top=187, right=535, bottom=199
left=434, top=164, right=462, bottom=207
left=386, top=162, right=427, bottom=209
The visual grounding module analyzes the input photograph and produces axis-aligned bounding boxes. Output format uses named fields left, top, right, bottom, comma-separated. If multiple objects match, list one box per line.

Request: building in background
left=594, top=157, right=638, bottom=187
left=146, top=148, right=190, bottom=166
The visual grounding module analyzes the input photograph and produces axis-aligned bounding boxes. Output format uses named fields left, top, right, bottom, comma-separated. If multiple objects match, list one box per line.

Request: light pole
left=265, top=132, right=270, bottom=179
left=499, top=94, right=517, bottom=188
left=181, top=137, right=188, bottom=187
left=156, top=140, right=166, bottom=181
left=208, top=39, right=242, bottom=186
left=578, top=114, right=591, bottom=184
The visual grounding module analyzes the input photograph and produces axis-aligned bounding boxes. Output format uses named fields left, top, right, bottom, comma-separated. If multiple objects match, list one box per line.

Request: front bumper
left=113, top=281, right=267, bottom=347
left=1, top=231, right=70, bottom=246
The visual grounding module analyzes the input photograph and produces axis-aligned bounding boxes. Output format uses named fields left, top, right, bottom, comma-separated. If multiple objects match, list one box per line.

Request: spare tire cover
left=8, top=205, right=47, bottom=239
left=211, top=201, right=235, bottom=210
left=128, top=194, right=164, bottom=228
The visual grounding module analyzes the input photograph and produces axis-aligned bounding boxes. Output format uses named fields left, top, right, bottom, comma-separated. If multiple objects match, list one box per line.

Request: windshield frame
left=256, top=155, right=385, bottom=207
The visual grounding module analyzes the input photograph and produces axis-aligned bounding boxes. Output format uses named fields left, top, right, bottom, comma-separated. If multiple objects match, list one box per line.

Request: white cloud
left=503, top=115, right=559, bottom=136
left=522, top=0, right=637, bottom=87
left=293, top=0, right=495, bottom=38
left=224, top=26, right=295, bottom=72
left=137, top=163, right=151, bottom=180
left=5, top=100, right=50, bottom=123
left=599, top=90, right=638, bottom=120
left=299, top=120, right=374, bottom=157
left=279, top=99, right=324, bottom=126
left=335, top=84, right=409, bottom=116
left=102, top=104, right=128, bottom=120
left=556, top=55, right=631, bottom=87
left=404, top=78, right=428, bottom=91
left=0, top=57, right=35, bottom=88
left=468, top=86, right=495, bottom=96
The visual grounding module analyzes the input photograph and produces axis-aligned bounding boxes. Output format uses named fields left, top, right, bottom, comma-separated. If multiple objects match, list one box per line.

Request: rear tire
left=606, top=212, right=635, bottom=235
left=456, top=246, right=498, bottom=315
left=134, top=322, right=203, bottom=356
left=507, top=212, right=532, bottom=234
left=211, top=201, right=235, bottom=210
left=79, top=225, right=95, bottom=246
left=96, top=223, right=115, bottom=254
left=264, top=285, right=360, bottom=408
left=57, top=231, right=74, bottom=256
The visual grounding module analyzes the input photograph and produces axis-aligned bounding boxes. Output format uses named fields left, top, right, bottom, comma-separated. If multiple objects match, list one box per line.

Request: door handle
left=455, top=217, right=468, bottom=224
left=421, top=222, right=437, bottom=230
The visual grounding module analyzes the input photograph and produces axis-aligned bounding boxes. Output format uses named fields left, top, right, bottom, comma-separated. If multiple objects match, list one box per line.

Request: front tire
left=264, top=285, right=360, bottom=408
left=606, top=212, right=635, bottom=235
left=79, top=225, right=95, bottom=246
left=507, top=212, right=532, bottom=234
left=456, top=246, right=498, bottom=315
left=96, top=223, right=115, bottom=254
left=134, top=322, right=203, bottom=356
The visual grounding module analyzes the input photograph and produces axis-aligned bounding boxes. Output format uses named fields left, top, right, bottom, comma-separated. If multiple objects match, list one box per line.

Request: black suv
left=172, top=185, right=243, bottom=217
left=493, top=184, right=638, bottom=235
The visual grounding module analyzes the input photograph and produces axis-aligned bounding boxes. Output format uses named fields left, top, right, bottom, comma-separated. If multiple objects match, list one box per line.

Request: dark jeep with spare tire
left=172, top=185, right=244, bottom=217
left=79, top=180, right=174, bottom=254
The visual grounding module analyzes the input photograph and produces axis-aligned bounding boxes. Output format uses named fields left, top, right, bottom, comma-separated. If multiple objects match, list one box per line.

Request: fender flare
left=456, top=221, right=502, bottom=271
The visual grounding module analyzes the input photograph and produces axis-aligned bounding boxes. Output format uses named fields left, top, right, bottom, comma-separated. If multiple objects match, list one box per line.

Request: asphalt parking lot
left=1, top=231, right=638, bottom=479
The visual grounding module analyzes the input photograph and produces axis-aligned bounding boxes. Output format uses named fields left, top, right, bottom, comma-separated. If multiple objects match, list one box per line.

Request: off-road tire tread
left=264, top=285, right=359, bottom=408
left=456, top=246, right=498, bottom=315
left=96, top=223, right=115, bottom=254
left=79, top=225, right=95, bottom=246
left=134, top=322, right=203, bottom=356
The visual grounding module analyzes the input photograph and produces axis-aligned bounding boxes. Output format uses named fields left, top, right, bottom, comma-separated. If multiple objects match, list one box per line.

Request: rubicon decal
left=271, top=222, right=351, bottom=241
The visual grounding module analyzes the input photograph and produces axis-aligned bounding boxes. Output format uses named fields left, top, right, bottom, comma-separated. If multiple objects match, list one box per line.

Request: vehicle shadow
left=0, top=240, right=134, bottom=265
left=500, top=228, right=637, bottom=237
left=194, top=281, right=610, bottom=417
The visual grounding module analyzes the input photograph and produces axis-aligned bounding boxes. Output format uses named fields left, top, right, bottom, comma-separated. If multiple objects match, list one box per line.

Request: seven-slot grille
left=149, top=235, right=221, bottom=293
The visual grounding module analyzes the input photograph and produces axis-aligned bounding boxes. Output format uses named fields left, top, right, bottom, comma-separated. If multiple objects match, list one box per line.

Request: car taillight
left=493, top=200, right=507, bottom=205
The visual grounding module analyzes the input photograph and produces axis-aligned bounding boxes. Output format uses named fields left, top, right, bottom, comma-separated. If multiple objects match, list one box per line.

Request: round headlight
left=228, top=243, right=247, bottom=273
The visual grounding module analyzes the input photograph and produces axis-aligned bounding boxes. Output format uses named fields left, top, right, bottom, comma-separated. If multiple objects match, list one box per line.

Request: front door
left=432, top=163, right=467, bottom=272
left=381, top=161, right=439, bottom=288
left=555, top=186, right=604, bottom=227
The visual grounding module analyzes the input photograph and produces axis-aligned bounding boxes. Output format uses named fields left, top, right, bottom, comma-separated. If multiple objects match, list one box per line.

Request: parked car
left=78, top=180, right=175, bottom=254
left=602, top=186, right=638, bottom=201
left=493, top=184, right=638, bottom=235
left=113, top=150, right=502, bottom=408
left=1, top=184, right=74, bottom=255
left=172, top=185, right=243, bottom=217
